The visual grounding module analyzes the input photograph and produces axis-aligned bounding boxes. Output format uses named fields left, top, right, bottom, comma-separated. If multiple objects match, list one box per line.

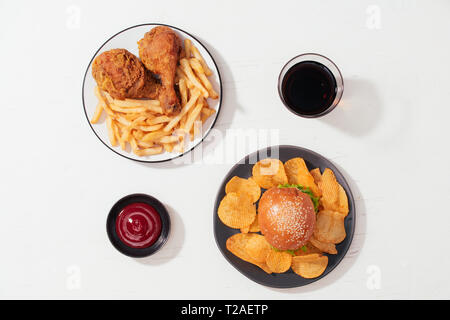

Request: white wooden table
left=1, top=0, right=449, bottom=299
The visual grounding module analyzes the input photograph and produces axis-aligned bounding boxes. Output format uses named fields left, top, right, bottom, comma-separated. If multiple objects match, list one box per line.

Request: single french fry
left=103, top=91, right=162, bottom=113
left=135, top=146, right=163, bottom=157
left=180, top=113, right=188, bottom=128
left=164, top=89, right=201, bottom=132
left=146, top=116, right=171, bottom=125
left=94, top=86, right=106, bottom=103
left=110, top=104, right=148, bottom=114
left=130, top=136, right=139, bottom=155
left=191, top=44, right=212, bottom=76
left=130, top=116, right=148, bottom=128
left=125, top=113, right=149, bottom=121
left=158, top=135, right=180, bottom=144
left=115, top=115, right=132, bottom=127
left=142, top=130, right=171, bottom=142
left=106, top=116, right=117, bottom=147
left=179, top=78, right=188, bottom=106
left=184, top=39, right=192, bottom=58
left=95, top=88, right=115, bottom=117
left=91, top=102, right=104, bottom=124
left=121, top=126, right=131, bottom=142
left=114, top=121, right=126, bottom=150
left=189, top=58, right=219, bottom=99
left=183, top=100, right=203, bottom=134
left=135, top=123, right=164, bottom=132
left=133, top=130, right=145, bottom=140
left=180, top=59, right=209, bottom=98
left=138, top=141, right=154, bottom=148
left=177, top=67, right=195, bottom=90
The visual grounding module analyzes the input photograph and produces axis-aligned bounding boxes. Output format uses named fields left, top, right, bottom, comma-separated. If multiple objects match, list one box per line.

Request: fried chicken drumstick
left=138, top=26, right=181, bottom=114
left=92, top=49, right=160, bottom=100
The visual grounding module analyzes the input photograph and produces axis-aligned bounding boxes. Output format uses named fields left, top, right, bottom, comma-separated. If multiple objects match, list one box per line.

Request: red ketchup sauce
left=115, top=203, right=162, bottom=249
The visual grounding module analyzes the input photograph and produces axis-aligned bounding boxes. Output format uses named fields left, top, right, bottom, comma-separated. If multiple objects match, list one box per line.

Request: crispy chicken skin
left=138, top=26, right=181, bottom=114
left=92, top=49, right=160, bottom=100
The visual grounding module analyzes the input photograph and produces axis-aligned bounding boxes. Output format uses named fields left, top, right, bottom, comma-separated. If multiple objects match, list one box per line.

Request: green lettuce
left=270, top=245, right=308, bottom=256
left=278, top=183, right=320, bottom=213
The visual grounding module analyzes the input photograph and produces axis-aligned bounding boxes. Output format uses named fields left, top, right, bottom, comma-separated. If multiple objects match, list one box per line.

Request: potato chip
left=245, top=234, right=271, bottom=263
left=226, top=233, right=272, bottom=274
left=314, top=210, right=346, bottom=244
left=310, top=168, right=322, bottom=185
left=218, top=193, right=256, bottom=229
left=292, top=254, right=328, bottom=278
left=240, top=214, right=260, bottom=233
left=284, top=158, right=321, bottom=197
left=318, top=168, right=349, bottom=216
left=248, top=214, right=260, bottom=232
left=240, top=225, right=250, bottom=234
left=294, top=241, right=323, bottom=256
left=252, top=159, right=288, bottom=189
left=225, top=176, right=261, bottom=203
left=309, top=235, right=337, bottom=254
left=265, top=249, right=292, bottom=273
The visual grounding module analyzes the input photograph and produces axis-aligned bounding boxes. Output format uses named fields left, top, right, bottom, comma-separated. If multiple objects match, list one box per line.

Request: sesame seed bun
left=258, top=187, right=316, bottom=250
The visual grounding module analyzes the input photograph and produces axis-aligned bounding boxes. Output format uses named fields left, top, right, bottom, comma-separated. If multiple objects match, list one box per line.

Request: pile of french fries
left=90, top=39, right=218, bottom=157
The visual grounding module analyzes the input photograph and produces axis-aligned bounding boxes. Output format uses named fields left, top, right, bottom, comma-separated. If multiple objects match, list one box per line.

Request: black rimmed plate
left=82, top=23, right=222, bottom=163
left=107, top=193, right=171, bottom=258
left=213, top=145, right=355, bottom=288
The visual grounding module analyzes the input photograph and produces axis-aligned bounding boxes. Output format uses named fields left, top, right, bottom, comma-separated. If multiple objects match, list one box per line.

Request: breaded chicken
left=138, top=26, right=181, bottom=114
left=92, top=48, right=160, bottom=100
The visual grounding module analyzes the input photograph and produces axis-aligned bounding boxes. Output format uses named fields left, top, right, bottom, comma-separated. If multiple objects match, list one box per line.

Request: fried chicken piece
left=138, top=26, right=181, bottom=114
left=92, top=48, right=160, bottom=100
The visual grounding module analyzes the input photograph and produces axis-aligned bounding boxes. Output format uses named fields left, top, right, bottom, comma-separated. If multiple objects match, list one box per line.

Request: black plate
left=213, top=145, right=355, bottom=288
left=107, top=193, right=171, bottom=258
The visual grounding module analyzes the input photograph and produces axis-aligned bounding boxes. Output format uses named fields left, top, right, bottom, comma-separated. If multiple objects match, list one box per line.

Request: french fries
left=189, top=58, right=219, bottom=99
left=90, top=38, right=219, bottom=157
left=180, top=58, right=209, bottom=98
left=191, top=43, right=212, bottom=76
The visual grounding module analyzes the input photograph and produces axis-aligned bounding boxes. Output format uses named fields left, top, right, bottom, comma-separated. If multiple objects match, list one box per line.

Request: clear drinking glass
left=278, top=53, right=344, bottom=118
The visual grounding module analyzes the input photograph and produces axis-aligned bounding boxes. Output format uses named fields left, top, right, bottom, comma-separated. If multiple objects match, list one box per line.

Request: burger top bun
left=258, top=187, right=316, bottom=250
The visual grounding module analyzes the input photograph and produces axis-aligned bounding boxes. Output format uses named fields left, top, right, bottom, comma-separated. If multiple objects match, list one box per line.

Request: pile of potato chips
left=218, top=157, right=349, bottom=279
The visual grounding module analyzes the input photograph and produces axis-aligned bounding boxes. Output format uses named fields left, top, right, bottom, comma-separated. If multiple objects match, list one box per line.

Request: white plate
left=82, top=24, right=222, bottom=163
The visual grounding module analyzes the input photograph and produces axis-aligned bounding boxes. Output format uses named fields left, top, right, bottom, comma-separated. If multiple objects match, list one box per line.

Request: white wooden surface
left=0, top=0, right=449, bottom=299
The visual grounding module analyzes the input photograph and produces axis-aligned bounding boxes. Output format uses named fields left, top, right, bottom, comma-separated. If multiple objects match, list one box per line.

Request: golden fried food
left=291, top=254, right=328, bottom=278
left=318, top=168, right=349, bottom=216
left=309, top=235, right=337, bottom=254
left=310, top=168, right=322, bottom=185
left=314, top=210, right=346, bottom=244
left=226, top=233, right=272, bottom=274
left=244, top=234, right=271, bottom=263
left=138, top=26, right=181, bottom=114
left=252, top=159, right=288, bottom=189
left=218, top=192, right=256, bottom=229
left=92, top=49, right=160, bottom=100
left=265, top=249, right=292, bottom=273
left=240, top=214, right=261, bottom=234
left=284, top=158, right=321, bottom=197
left=225, top=176, right=261, bottom=203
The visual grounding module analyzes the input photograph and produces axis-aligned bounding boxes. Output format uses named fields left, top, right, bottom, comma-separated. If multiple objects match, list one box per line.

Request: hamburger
left=258, top=186, right=316, bottom=251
